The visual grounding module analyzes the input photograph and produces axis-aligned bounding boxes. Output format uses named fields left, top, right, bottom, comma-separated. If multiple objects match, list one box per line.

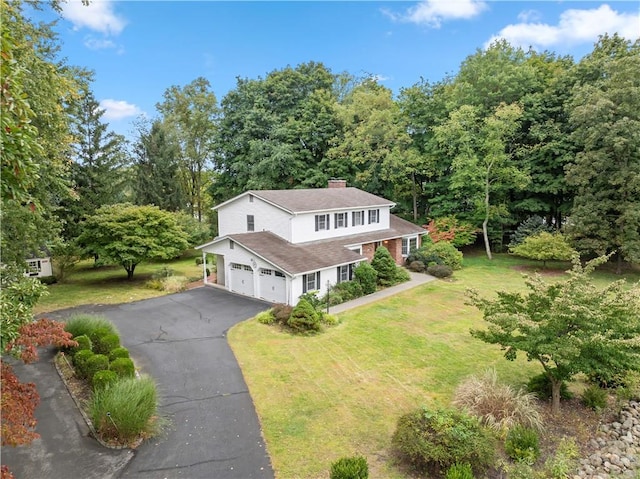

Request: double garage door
left=229, top=263, right=286, bottom=303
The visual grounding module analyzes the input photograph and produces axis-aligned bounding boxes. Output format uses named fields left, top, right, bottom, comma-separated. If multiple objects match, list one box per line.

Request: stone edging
left=54, top=352, right=131, bottom=450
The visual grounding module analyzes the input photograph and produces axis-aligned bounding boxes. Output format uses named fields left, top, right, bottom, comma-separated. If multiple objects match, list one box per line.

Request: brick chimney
left=328, top=179, right=347, bottom=189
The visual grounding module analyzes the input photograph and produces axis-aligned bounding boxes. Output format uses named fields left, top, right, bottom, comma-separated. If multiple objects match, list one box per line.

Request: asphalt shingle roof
left=226, top=215, right=425, bottom=275
left=248, top=187, right=394, bottom=213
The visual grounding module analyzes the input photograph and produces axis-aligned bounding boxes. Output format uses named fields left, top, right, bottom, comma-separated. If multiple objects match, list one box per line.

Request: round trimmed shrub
left=108, top=347, right=130, bottom=362
left=256, top=310, right=275, bottom=325
left=321, top=313, right=340, bottom=326
left=93, top=333, right=120, bottom=355
left=392, top=407, right=496, bottom=477
left=71, top=334, right=92, bottom=354
left=505, top=425, right=540, bottom=465
left=73, top=349, right=95, bottom=379
left=92, top=370, right=118, bottom=391
left=110, top=357, right=135, bottom=379
left=427, top=264, right=453, bottom=279
left=287, top=299, right=321, bottom=333
left=86, top=354, right=109, bottom=385
left=330, top=455, right=369, bottom=479
left=272, top=303, right=293, bottom=324
left=408, top=260, right=426, bottom=273
left=353, top=262, right=377, bottom=295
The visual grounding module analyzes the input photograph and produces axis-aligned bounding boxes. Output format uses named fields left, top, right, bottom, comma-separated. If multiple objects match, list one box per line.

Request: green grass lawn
left=35, top=251, right=204, bottom=314
left=228, top=253, right=640, bottom=479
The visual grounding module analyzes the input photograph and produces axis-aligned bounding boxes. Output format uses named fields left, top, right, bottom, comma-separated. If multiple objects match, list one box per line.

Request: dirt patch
left=512, top=265, right=567, bottom=276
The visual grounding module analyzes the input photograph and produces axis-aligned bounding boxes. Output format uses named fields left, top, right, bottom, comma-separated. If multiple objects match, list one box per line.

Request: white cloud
left=371, top=74, right=390, bottom=82
left=517, top=9, right=541, bottom=23
left=487, top=4, right=640, bottom=49
left=61, top=0, right=126, bottom=36
left=384, top=0, right=487, bottom=28
left=99, top=99, right=142, bottom=121
left=84, top=36, right=116, bottom=50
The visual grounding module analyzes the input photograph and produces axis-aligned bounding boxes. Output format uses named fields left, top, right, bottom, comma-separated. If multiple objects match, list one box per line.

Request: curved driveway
left=4, top=287, right=274, bottom=479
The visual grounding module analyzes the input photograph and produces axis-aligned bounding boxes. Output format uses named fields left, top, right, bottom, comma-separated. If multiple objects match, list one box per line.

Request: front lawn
left=35, top=252, right=203, bottom=314
left=228, top=253, right=640, bottom=478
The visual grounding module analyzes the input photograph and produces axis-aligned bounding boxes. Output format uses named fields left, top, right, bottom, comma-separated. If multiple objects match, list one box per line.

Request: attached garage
left=229, top=263, right=254, bottom=297
left=258, top=268, right=287, bottom=303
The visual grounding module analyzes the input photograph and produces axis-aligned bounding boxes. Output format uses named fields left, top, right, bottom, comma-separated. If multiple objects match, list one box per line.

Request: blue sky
left=32, top=1, right=640, bottom=138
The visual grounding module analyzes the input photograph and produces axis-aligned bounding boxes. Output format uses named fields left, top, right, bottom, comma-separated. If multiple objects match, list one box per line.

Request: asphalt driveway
left=3, top=287, right=274, bottom=479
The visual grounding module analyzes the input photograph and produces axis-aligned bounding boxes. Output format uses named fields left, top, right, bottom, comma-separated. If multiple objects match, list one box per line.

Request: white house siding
left=290, top=207, right=391, bottom=243
left=25, top=257, right=53, bottom=278
left=217, top=196, right=292, bottom=241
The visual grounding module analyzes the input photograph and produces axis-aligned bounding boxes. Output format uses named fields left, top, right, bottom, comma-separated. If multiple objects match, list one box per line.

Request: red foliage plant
left=1, top=319, right=77, bottom=448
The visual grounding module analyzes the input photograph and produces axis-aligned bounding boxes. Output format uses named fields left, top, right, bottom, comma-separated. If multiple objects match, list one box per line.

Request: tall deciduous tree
left=133, top=119, right=185, bottom=211
left=78, top=203, right=189, bottom=279
left=435, top=103, right=528, bottom=259
left=566, top=35, right=640, bottom=273
left=470, top=256, right=640, bottom=414
left=157, top=77, right=218, bottom=221
left=1, top=0, right=82, bottom=267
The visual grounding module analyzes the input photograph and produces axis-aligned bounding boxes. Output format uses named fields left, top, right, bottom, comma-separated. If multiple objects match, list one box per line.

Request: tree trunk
left=550, top=377, right=561, bottom=415
left=483, top=175, right=492, bottom=260
left=616, top=250, right=623, bottom=275
left=125, top=263, right=136, bottom=280
left=412, top=172, right=418, bottom=222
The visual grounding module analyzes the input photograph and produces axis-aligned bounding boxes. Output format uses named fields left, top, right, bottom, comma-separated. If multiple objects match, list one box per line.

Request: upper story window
left=247, top=214, right=255, bottom=232
left=368, top=209, right=380, bottom=224
left=352, top=210, right=364, bottom=226
left=315, top=214, right=330, bottom=231
left=334, top=212, right=348, bottom=229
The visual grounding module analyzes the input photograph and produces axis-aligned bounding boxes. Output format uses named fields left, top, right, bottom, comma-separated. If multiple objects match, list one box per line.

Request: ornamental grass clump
left=330, top=456, right=369, bottom=479
left=89, top=375, right=160, bottom=443
left=453, top=369, right=542, bottom=433
left=64, top=314, right=118, bottom=339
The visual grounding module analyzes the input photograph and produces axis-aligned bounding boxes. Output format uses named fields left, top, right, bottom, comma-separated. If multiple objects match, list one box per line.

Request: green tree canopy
left=469, top=256, right=640, bottom=414
left=509, top=231, right=576, bottom=268
left=78, top=204, right=189, bottom=279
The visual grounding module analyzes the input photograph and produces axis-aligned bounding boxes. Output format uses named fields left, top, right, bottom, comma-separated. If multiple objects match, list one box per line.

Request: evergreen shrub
left=505, top=425, right=540, bottom=464
left=287, top=299, right=321, bottom=333
left=86, top=354, right=110, bottom=385
left=108, top=347, right=130, bottom=362
left=92, top=370, right=118, bottom=391
left=353, top=262, right=377, bottom=295
left=110, top=357, right=136, bottom=378
left=329, top=456, right=369, bottom=479
left=392, top=407, right=495, bottom=476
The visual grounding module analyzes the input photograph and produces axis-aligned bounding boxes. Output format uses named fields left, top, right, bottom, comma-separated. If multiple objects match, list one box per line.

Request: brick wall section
left=362, top=243, right=376, bottom=261
left=361, top=240, right=405, bottom=265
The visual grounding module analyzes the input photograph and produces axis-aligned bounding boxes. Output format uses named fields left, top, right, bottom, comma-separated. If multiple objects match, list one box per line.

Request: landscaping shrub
left=409, top=242, right=463, bottom=271
left=427, top=264, right=453, bottom=279
left=408, top=260, right=426, bottom=273
left=287, top=299, right=321, bottom=333
left=299, top=291, right=323, bottom=311
left=71, top=334, right=92, bottom=354
left=581, top=385, right=608, bottom=411
left=256, top=310, right=276, bottom=325
left=321, top=313, right=339, bottom=326
left=505, top=425, right=540, bottom=465
left=37, top=275, right=58, bottom=285
left=152, top=266, right=174, bottom=279
left=89, top=375, right=160, bottom=442
left=332, top=281, right=364, bottom=301
left=395, top=267, right=411, bottom=283
left=195, top=257, right=203, bottom=265
left=509, top=215, right=552, bottom=247
left=145, top=278, right=164, bottom=291
left=371, top=246, right=399, bottom=286
left=86, top=354, right=109, bottom=385
left=542, top=437, right=579, bottom=479
left=615, top=371, right=640, bottom=401
left=162, top=275, right=188, bottom=293
left=272, top=304, right=293, bottom=324
left=445, top=463, right=475, bottom=479
left=452, top=369, right=541, bottom=432
left=92, top=370, right=118, bottom=391
left=330, top=456, right=369, bottom=479
left=353, top=262, right=377, bottom=295
left=527, top=373, right=573, bottom=400
left=108, top=347, right=130, bottom=362
left=73, top=349, right=94, bottom=379
left=110, top=357, right=136, bottom=379
left=392, top=407, right=496, bottom=476
left=64, top=314, right=118, bottom=339
left=92, top=332, right=120, bottom=355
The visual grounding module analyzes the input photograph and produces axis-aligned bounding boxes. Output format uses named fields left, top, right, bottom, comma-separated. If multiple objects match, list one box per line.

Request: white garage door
left=230, top=263, right=254, bottom=297
left=259, top=268, right=286, bottom=303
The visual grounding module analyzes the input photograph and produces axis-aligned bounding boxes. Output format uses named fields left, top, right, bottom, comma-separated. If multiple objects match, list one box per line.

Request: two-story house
left=196, top=180, right=424, bottom=305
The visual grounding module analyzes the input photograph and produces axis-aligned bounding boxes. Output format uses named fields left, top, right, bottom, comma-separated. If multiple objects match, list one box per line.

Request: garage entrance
left=229, top=263, right=254, bottom=297
left=258, top=268, right=286, bottom=303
